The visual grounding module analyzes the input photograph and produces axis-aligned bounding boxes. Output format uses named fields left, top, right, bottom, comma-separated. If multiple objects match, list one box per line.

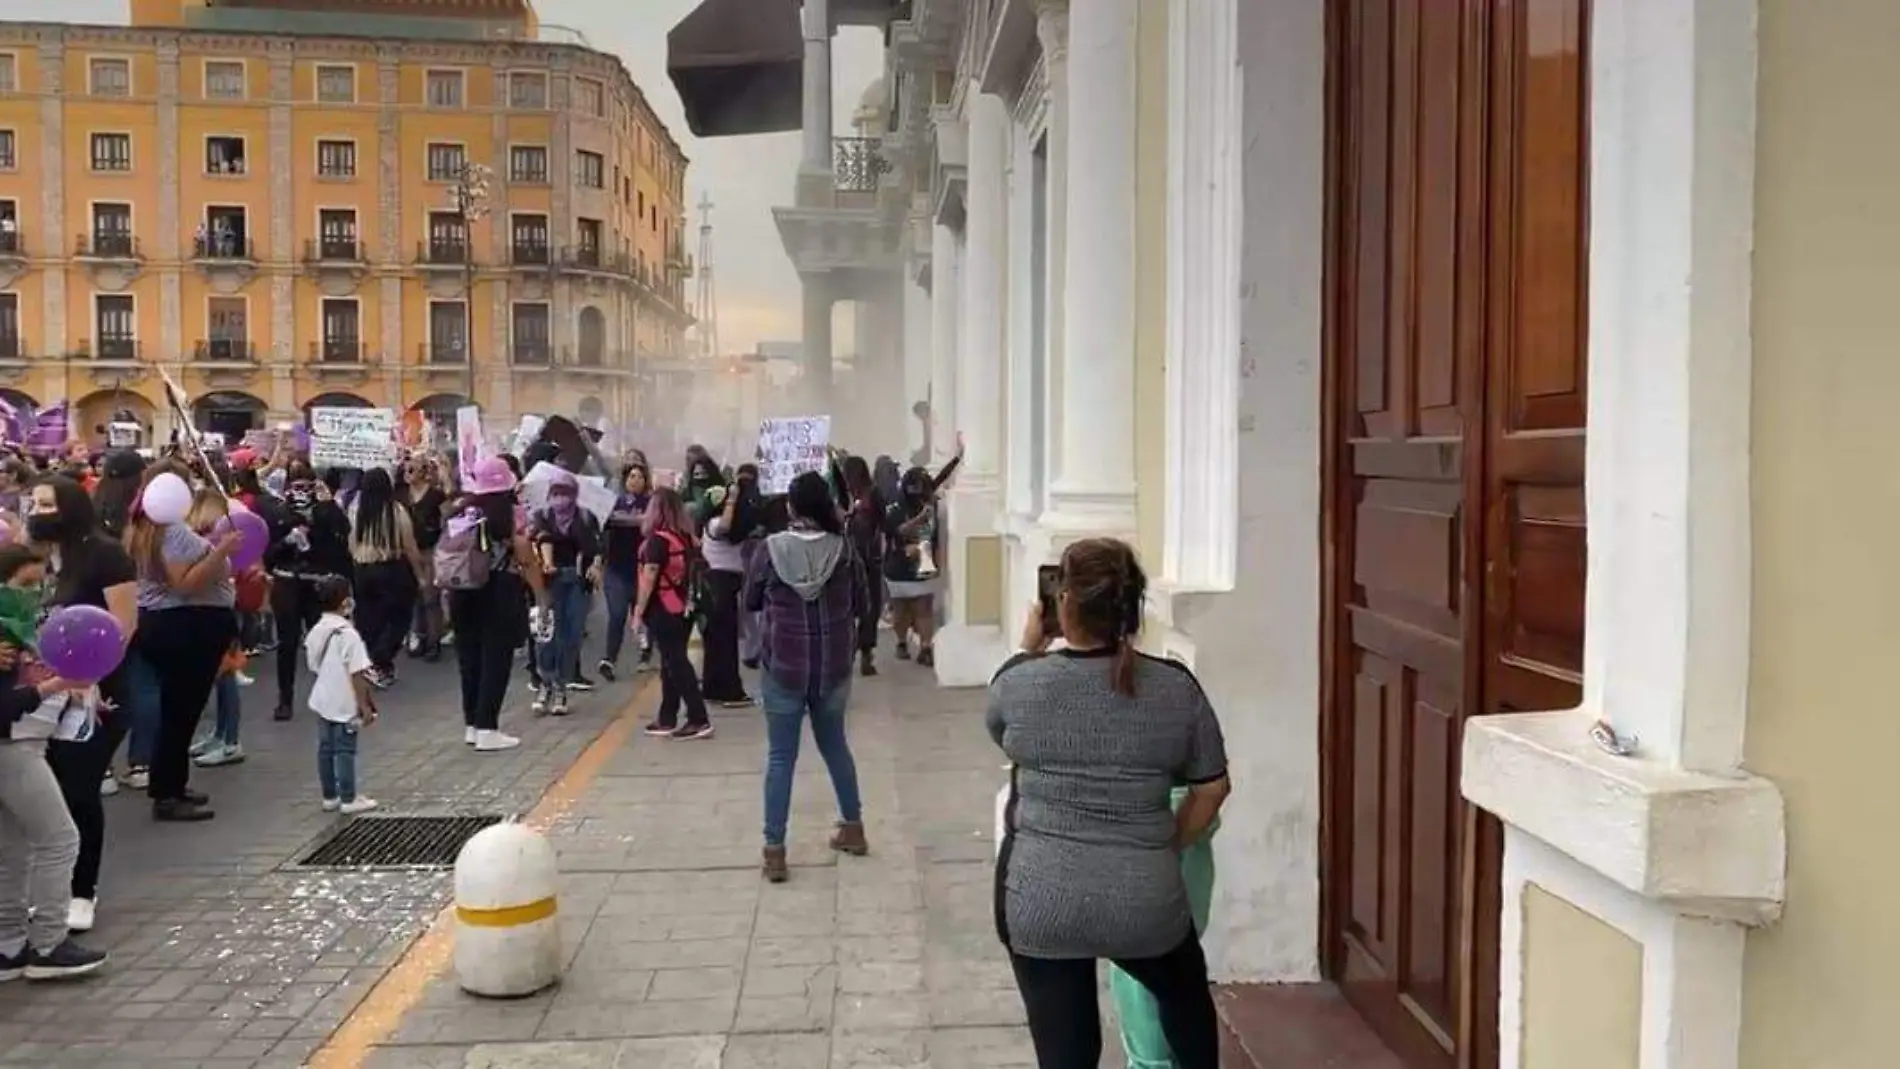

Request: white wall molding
left=1501, top=829, right=1749, bottom=1069
left=1463, top=0, right=1780, bottom=1064
left=1161, top=0, right=1242, bottom=592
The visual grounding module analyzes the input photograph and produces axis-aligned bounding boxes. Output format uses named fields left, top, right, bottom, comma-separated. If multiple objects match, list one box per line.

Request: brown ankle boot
left=829, top=821, right=869, bottom=857
left=761, top=845, right=789, bottom=883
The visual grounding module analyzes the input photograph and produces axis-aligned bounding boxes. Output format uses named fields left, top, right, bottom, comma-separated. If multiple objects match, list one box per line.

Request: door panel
left=1323, top=1, right=1589, bottom=1067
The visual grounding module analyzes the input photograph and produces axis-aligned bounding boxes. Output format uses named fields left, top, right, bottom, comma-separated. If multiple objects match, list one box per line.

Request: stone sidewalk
left=350, top=658, right=1065, bottom=1069
left=0, top=642, right=641, bottom=1069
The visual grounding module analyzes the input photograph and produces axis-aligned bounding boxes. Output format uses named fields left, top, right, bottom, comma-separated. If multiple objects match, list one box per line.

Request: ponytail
left=1110, top=642, right=1138, bottom=697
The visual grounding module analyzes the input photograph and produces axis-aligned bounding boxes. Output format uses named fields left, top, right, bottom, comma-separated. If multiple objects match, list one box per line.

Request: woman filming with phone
left=987, top=538, right=1231, bottom=1069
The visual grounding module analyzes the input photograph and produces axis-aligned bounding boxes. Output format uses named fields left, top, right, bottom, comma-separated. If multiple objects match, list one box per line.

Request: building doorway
left=1319, top=2, right=1589, bottom=1067
left=193, top=390, right=266, bottom=441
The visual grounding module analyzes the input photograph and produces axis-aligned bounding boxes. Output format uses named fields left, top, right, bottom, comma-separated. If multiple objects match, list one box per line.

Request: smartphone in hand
left=1037, top=564, right=1062, bottom=637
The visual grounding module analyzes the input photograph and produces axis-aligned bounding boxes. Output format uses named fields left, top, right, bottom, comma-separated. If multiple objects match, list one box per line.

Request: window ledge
left=1461, top=710, right=1786, bottom=926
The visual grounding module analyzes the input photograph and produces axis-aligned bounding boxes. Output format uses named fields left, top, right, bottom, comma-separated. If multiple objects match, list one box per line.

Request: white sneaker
left=321, top=798, right=341, bottom=812
left=235, top=671, right=254, bottom=687
left=194, top=743, right=245, bottom=767
left=464, top=726, right=478, bottom=746
left=474, top=730, right=521, bottom=752
left=530, top=686, right=549, bottom=715
left=188, top=735, right=217, bottom=758
left=339, top=797, right=380, bottom=815
left=66, top=898, right=95, bottom=934
left=123, top=769, right=150, bottom=791
left=98, top=774, right=118, bottom=798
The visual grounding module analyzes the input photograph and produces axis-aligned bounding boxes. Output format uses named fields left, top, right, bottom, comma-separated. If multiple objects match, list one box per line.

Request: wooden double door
left=1320, top=1, right=1590, bottom=1068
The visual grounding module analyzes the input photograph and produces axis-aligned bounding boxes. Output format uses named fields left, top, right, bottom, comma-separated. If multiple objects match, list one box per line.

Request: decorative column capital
left=1035, top=0, right=1070, bottom=64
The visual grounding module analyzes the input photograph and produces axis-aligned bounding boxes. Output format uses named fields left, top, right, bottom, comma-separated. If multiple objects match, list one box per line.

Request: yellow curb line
left=306, top=680, right=652, bottom=1069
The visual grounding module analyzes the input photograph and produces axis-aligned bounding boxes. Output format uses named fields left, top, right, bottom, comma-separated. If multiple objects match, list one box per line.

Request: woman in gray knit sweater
left=987, top=538, right=1230, bottom=1068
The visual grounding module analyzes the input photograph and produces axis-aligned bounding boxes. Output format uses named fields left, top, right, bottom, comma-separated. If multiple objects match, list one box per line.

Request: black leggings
left=647, top=610, right=707, bottom=729
left=136, top=607, right=238, bottom=802
left=271, top=578, right=323, bottom=708
left=1008, top=932, right=1220, bottom=1069
left=699, top=570, right=746, bottom=701
left=449, top=576, right=525, bottom=731
left=46, top=671, right=131, bottom=899
left=353, top=560, right=416, bottom=671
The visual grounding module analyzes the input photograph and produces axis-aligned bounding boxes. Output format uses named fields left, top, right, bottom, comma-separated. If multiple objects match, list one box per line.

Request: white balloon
left=141, top=472, right=193, bottom=525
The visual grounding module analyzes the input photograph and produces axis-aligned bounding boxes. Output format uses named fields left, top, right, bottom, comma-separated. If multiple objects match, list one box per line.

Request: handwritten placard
left=757, top=415, right=830, bottom=494
left=309, top=407, right=397, bottom=470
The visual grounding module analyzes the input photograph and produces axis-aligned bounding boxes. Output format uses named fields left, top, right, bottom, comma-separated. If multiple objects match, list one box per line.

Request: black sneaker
left=597, top=660, right=616, bottom=683
left=917, top=647, right=935, bottom=669
left=895, top=642, right=911, bottom=661
left=181, top=788, right=210, bottom=806
left=0, top=946, right=25, bottom=983
left=24, top=939, right=106, bottom=980
left=273, top=703, right=293, bottom=722
left=152, top=799, right=215, bottom=823
left=642, top=720, right=676, bottom=737
left=717, top=695, right=755, bottom=709
left=672, top=722, right=716, bottom=741
left=859, top=652, right=878, bottom=677
left=567, top=675, right=596, bottom=693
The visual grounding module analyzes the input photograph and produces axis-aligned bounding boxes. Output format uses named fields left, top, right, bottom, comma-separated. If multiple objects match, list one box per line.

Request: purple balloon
left=40, top=605, right=125, bottom=683
left=213, top=508, right=270, bottom=572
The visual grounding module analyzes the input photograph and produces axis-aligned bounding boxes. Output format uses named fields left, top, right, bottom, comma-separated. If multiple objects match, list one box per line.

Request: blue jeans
left=124, top=653, right=161, bottom=769
left=536, top=569, right=587, bottom=688
left=601, top=569, right=637, bottom=665
left=211, top=672, right=241, bottom=746
left=760, top=672, right=862, bottom=849
left=317, top=720, right=359, bottom=803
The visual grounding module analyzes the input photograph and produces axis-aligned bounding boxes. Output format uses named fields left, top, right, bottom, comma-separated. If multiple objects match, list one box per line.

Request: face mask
left=550, top=491, right=577, bottom=512
left=25, top=514, right=63, bottom=544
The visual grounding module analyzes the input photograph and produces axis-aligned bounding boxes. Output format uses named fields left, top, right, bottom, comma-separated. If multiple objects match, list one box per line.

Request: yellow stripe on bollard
left=454, top=896, right=558, bottom=928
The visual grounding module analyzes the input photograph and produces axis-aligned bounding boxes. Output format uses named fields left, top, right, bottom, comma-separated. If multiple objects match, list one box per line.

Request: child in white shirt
left=302, top=577, right=378, bottom=814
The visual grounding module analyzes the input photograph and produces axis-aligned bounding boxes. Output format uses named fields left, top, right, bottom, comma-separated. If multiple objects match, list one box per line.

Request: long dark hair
left=787, top=471, right=843, bottom=536
left=35, top=476, right=118, bottom=606
left=841, top=455, right=873, bottom=499
left=1059, top=538, right=1149, bottom=697
left=352, top=467, right=400, bottom=553
left=93, top=464, right=143, bottom=540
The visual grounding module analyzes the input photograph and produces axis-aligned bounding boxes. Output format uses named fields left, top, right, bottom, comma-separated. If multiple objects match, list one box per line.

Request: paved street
left=338, top=654, right=1057, bottom=1069
left=0, top=641, right=639, bottom=1069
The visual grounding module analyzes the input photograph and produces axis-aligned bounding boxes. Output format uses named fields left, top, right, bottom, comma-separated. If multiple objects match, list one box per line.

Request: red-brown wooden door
left=1320, top=1, right=1589, bottom=1068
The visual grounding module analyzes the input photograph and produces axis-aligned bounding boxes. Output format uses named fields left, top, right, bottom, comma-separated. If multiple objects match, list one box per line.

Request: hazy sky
left=9, top=0, right=885, bottom=355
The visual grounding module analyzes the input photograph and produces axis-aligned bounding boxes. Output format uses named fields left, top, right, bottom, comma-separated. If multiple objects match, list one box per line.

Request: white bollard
left=452, top=821, right=563, bottom=998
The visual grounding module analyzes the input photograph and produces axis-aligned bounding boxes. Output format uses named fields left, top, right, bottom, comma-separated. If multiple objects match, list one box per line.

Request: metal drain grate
left=299, top=815, right=504, bottom=869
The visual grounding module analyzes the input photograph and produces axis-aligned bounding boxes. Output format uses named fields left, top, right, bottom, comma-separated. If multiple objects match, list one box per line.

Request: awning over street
left=666, top=0, right=805, bottom=137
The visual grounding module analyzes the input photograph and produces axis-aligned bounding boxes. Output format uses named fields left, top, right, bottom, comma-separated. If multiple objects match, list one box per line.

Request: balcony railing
left=312, top=339, right=364, bottom=364
left=561, top=243, right=603, bottom=270
left=512, top=340, right=551, bottom=365
left=75, top=232, right=138, bottom=259
left=418, top=239, right=469, bottom=266
left=833, top=136, right=890, bottom=193
left=510, top=241, right=550, bottom=266
left=194, top=339, right=254, bottom=363
left=422, top=341, right=468, bottom=365
left=192, top=235, right=255, bottom=262
left=0, top=230, right=21, bottom=257
left=79, top=337, right=140, bottom=361
left=305, top=238, right=365, bottom=263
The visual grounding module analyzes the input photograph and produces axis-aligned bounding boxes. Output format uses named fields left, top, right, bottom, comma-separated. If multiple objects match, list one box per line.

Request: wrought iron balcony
left=512, top=340, right=551, bottom=365
left=0, top=229, right=22, bottom=257
left=561, top=244, right=603, bottom=270
left=305, top=238, right=365, bottom=263
left=833, top=137, right=890, bottom=193
left=511, top=241, right=550, bottom=266
left=192, top=235, right=255, bottom=262
left=194, top=339, right=254, bottom=363
left=75, top=232, right=138, bottom=260
left=312, top=339, right=364, bottom=364
left=418, top=239, right=470, bottom=266
left=422, top=341, right=468, bottom=365
left=79, top=337, right=140, bottom=361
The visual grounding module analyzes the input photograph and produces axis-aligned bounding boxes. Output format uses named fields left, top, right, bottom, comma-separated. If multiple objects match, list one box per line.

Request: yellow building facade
left=0, top=3, right=689, bottom=443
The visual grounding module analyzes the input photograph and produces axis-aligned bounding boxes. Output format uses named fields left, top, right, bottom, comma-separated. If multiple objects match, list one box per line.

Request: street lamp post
left=448, top=162, right=493, bottom=409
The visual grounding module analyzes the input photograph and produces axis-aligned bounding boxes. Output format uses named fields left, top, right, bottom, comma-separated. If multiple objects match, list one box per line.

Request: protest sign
left=107, top=422, right=139, bottom=448
left=756, top=416, right=830, bottom=494
left=456, top=406, right=487, bottom=488
left=510, top=415, right=546, bottom=457
left=309, top=407, right=397, bottom=470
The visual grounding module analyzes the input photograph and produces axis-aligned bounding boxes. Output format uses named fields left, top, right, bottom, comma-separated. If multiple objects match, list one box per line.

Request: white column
left=928, top=222, right=960, bottom=466
left=1046, top=0, right=1138, bottom=531
left=937, top=91, right=1012, bottom=686
left=800, top=0, right=834, bottom=180
left=800, top=273, right=834, bottom=413
left=903, top=254, right=933, bottom=462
